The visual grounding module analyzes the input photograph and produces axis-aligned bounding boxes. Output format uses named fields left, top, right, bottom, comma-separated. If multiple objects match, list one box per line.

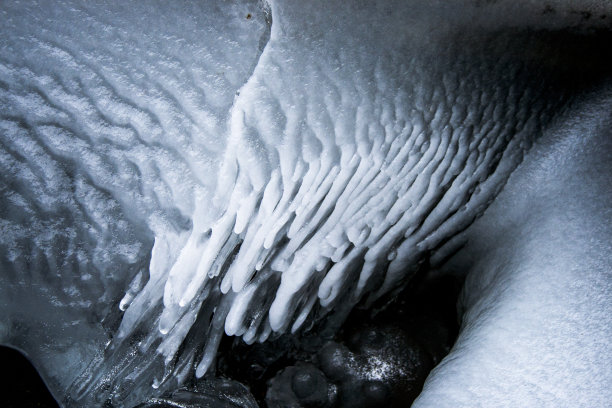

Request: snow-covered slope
left=414, top=84, right=612, bottom=408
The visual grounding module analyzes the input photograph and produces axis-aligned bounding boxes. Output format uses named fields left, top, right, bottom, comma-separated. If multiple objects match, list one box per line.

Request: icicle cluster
left=1, top=0, right=568, bottom=406
left=117, top=10, right=547, bottom=384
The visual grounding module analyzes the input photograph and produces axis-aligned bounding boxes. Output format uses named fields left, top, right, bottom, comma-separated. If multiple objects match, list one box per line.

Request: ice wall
left=0, top=0, right=270, bottom=404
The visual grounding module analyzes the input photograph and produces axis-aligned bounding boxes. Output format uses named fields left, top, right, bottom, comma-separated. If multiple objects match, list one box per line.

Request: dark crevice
left=211, top=272, right=464, bottom=408
left=0, top=346, right=60, bottom=408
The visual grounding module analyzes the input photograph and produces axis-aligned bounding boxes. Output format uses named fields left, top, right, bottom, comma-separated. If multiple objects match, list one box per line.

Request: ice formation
left=1, top=0, right=611, bottom=407
left=101, top=0, right=565, bottom=395
left=412, top=83, right=612, bottom=408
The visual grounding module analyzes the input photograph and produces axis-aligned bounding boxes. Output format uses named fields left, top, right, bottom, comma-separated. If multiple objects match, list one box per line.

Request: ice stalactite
left=109, top=3, right=570, bottom=403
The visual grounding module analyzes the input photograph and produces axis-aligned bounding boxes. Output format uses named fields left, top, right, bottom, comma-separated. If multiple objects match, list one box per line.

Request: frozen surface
left=1, top=0, right=611, bottom=407
left=0, top=0, right=270, bottom=404
left=414, top=86, right=612, bottom=408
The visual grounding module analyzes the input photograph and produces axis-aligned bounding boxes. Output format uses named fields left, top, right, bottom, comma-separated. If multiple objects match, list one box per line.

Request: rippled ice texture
left=1, top=0, right=611, bottom=407
left=1, top=0, right=269, bottom=405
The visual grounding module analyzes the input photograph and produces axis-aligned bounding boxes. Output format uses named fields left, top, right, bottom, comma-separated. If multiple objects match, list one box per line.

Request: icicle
left=269, top=259, right=317, bottom=331
left=234, top=190, right=259, bottom=235
left=119, top=269, right=144, bottom=311
left=355, top=260, right=377, bottom=296
left=195, top=293, right=235, bottom=378
left=318, top=249, right=359, bottom=307
left=225, top=284, right=257, bottom=336
left=179, top=211, right=236, bottom=307
left=258, top=320, right=272, bottom=343
left=291, top=295, right=317, bottom=333
left=260, top=169, right=282, bottom=216
left=243, top=325, right=258, bottom=345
